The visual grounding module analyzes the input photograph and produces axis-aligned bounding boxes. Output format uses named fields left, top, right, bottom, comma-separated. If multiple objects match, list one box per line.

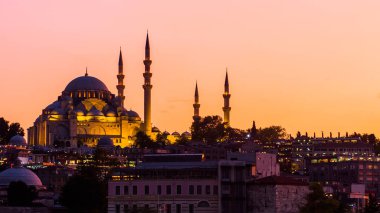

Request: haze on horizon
left=1, top=1, right=380, bottom=137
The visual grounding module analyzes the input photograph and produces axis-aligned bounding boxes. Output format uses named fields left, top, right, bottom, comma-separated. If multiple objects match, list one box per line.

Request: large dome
left=64, top=75, right=109, bottom=92
left=0, top=167, right=43, bottom=187
left=9, top=135, right=27, bottom=146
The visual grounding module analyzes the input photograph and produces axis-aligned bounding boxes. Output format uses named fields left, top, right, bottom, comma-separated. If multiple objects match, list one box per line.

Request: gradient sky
left=1, top=1, right=380, bottom=137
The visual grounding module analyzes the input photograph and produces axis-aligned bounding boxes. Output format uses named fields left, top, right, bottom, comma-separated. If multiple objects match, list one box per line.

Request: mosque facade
left=27, top=34, right=154, bottom=148
left=27, top=34, right=232, bottom=148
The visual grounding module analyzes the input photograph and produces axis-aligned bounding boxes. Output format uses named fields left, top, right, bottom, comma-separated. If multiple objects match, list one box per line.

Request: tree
left=361, top=134, right=377, bottom=144
left=300, top=183, right=342, bottom=213
left=60, top=175, right=106, bottom=213
left=7, top=181, right=37, bottom=206
left=76, top=148, right=121, bottom=182
left=365, top=194, right=380, bottom=213
left=134, top=131, right=156, bottom=149
left=191, top=115, right=249, bottom=143
left=0, top=118, right=9, bottom=144
left=0, top=117, right=24, bottom=145
left=175, top=134, right=190, bottom=145
left=225, top=127, right=247, bottom=142
left=256, top=126, right=286, bottom=143
left=190, top=115, right=226, bottom=144
left=8, top=122, right=24, bottom=139
left=155, top=132, right=169, bottom=146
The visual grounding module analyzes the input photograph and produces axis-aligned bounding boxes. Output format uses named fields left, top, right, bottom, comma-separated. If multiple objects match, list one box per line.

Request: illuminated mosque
left=27, top=33, right=232, bottom=148
left=28, top=34, right=154, bottom=148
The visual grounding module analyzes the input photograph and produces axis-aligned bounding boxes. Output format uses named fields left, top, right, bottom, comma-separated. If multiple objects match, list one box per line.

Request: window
left=176, top=204, right=181, bottom=213
left=145, top=204, right=149, bottom=209
left=145, top=185, right=149, bottom=195
left=166, top=185, right=172, bottom=195
left=124, top=204, right=128, bottom=211
left=222, top=185, right=230, bottom=194
left=221, top=167, right=230, bottom=179
left=157, top=185, right=162, bottom=195
left=124, top=186, right=128, bottom=195
left=116, top=186, right=120, bottom=195
left=166, top=204, right=171, bottom=213
left=197, top=185, right=202, bottom=195
left=213, top=185, right=218, bottom=195
left=115, top=204, right=120, bottom=213
left=189, top=204, right=194, bottom=213
left=133, top=186, right=137, bottom=195
left=177, top=185, right=182, bottom=195
left=205, top=185, right=210, bottom=195
left=189, top=185, right=194, bottom=195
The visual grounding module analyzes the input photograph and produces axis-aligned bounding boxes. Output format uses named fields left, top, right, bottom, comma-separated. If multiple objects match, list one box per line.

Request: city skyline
left=1, top=1, right=380, bottom=136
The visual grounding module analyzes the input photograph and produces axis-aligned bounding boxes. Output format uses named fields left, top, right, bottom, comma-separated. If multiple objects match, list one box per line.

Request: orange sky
left=1, top=1, right=380, bottom=137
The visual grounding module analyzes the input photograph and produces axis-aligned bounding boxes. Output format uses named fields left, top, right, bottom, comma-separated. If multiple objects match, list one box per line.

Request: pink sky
left=1, top=1, right=380, bottom=137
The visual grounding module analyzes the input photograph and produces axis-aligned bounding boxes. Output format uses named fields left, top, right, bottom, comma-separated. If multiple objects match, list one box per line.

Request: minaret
left=143, top=33, right=153, bottom=136
left=117, top=48, right=125, bottom=107
left=223, top=70, right=231, bottom=125
left=193, top=82, right=201, bottom=122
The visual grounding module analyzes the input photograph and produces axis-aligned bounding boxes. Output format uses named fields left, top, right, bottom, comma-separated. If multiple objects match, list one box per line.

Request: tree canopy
left=7, top=181, right=37, bottom=206
left=364, top=194, right=380, bottom=213
left=155, top=132, right=170, bottom=146
left=0, top=117, right=24, bottom=145
left=191, top=115, right=246, bottom=144
left=256, top=126, right=286, bottom=143
left=191, top=116, right=288, bottom=144
left=60, top=147, right=121, bottom=212
left=135, top=131, right=157, bottom=149
left=60, top=175, right=106, bottom=213
left=300, top=183, right=344, bottom=213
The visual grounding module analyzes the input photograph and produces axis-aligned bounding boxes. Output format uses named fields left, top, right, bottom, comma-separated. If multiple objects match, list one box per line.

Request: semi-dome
left=172, top=132, right=180, bottom=136
left=97, top=136, right=114, bottom=148
left=64, top=75, right=109, bottom=92
left=45, top=101, right=60, bottom=111
left=127, top=110, right=140, bottom=118
left=106, top=110, right=116, bottom=117
left=87, top=108, right=104, bottom=116
left=74, top=109, right=85, bottom=116
left=152, top=127, right=160, bottom=132
left=0, top=167, right=43, bottom=187
left=182, top=131, right=191, bottom=137
left=51, top=108, right=65, bottom=115
left=9, top=135, right=27, bottom=146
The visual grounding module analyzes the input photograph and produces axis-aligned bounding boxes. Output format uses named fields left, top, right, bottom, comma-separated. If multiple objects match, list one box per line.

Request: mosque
left=27, top=34, right=154, bottom=148
left=27, top=34, right=232, bottom=148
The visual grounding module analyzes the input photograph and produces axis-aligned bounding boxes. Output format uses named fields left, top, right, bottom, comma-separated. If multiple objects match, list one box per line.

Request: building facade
left=248, top=176, right=309, bottom=213
left=108, top=155, right=253, bottom=213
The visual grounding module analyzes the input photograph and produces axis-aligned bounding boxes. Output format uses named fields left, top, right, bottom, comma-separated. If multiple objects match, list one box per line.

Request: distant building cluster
left=0, top=34, right=378, bottom=212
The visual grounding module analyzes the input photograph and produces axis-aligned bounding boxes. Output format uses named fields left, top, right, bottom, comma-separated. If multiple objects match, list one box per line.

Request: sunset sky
left=1, top=1, right=380, bottom=137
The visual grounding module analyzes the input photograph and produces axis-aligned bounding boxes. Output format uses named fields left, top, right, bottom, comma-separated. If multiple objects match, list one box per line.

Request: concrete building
left=308, top=156, right=380, bottom=195
left=107, top=154, right=253, bottom=213
left=255, top=152, right=280, bottom=178
left=248, top=176, right=309, bottom=213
